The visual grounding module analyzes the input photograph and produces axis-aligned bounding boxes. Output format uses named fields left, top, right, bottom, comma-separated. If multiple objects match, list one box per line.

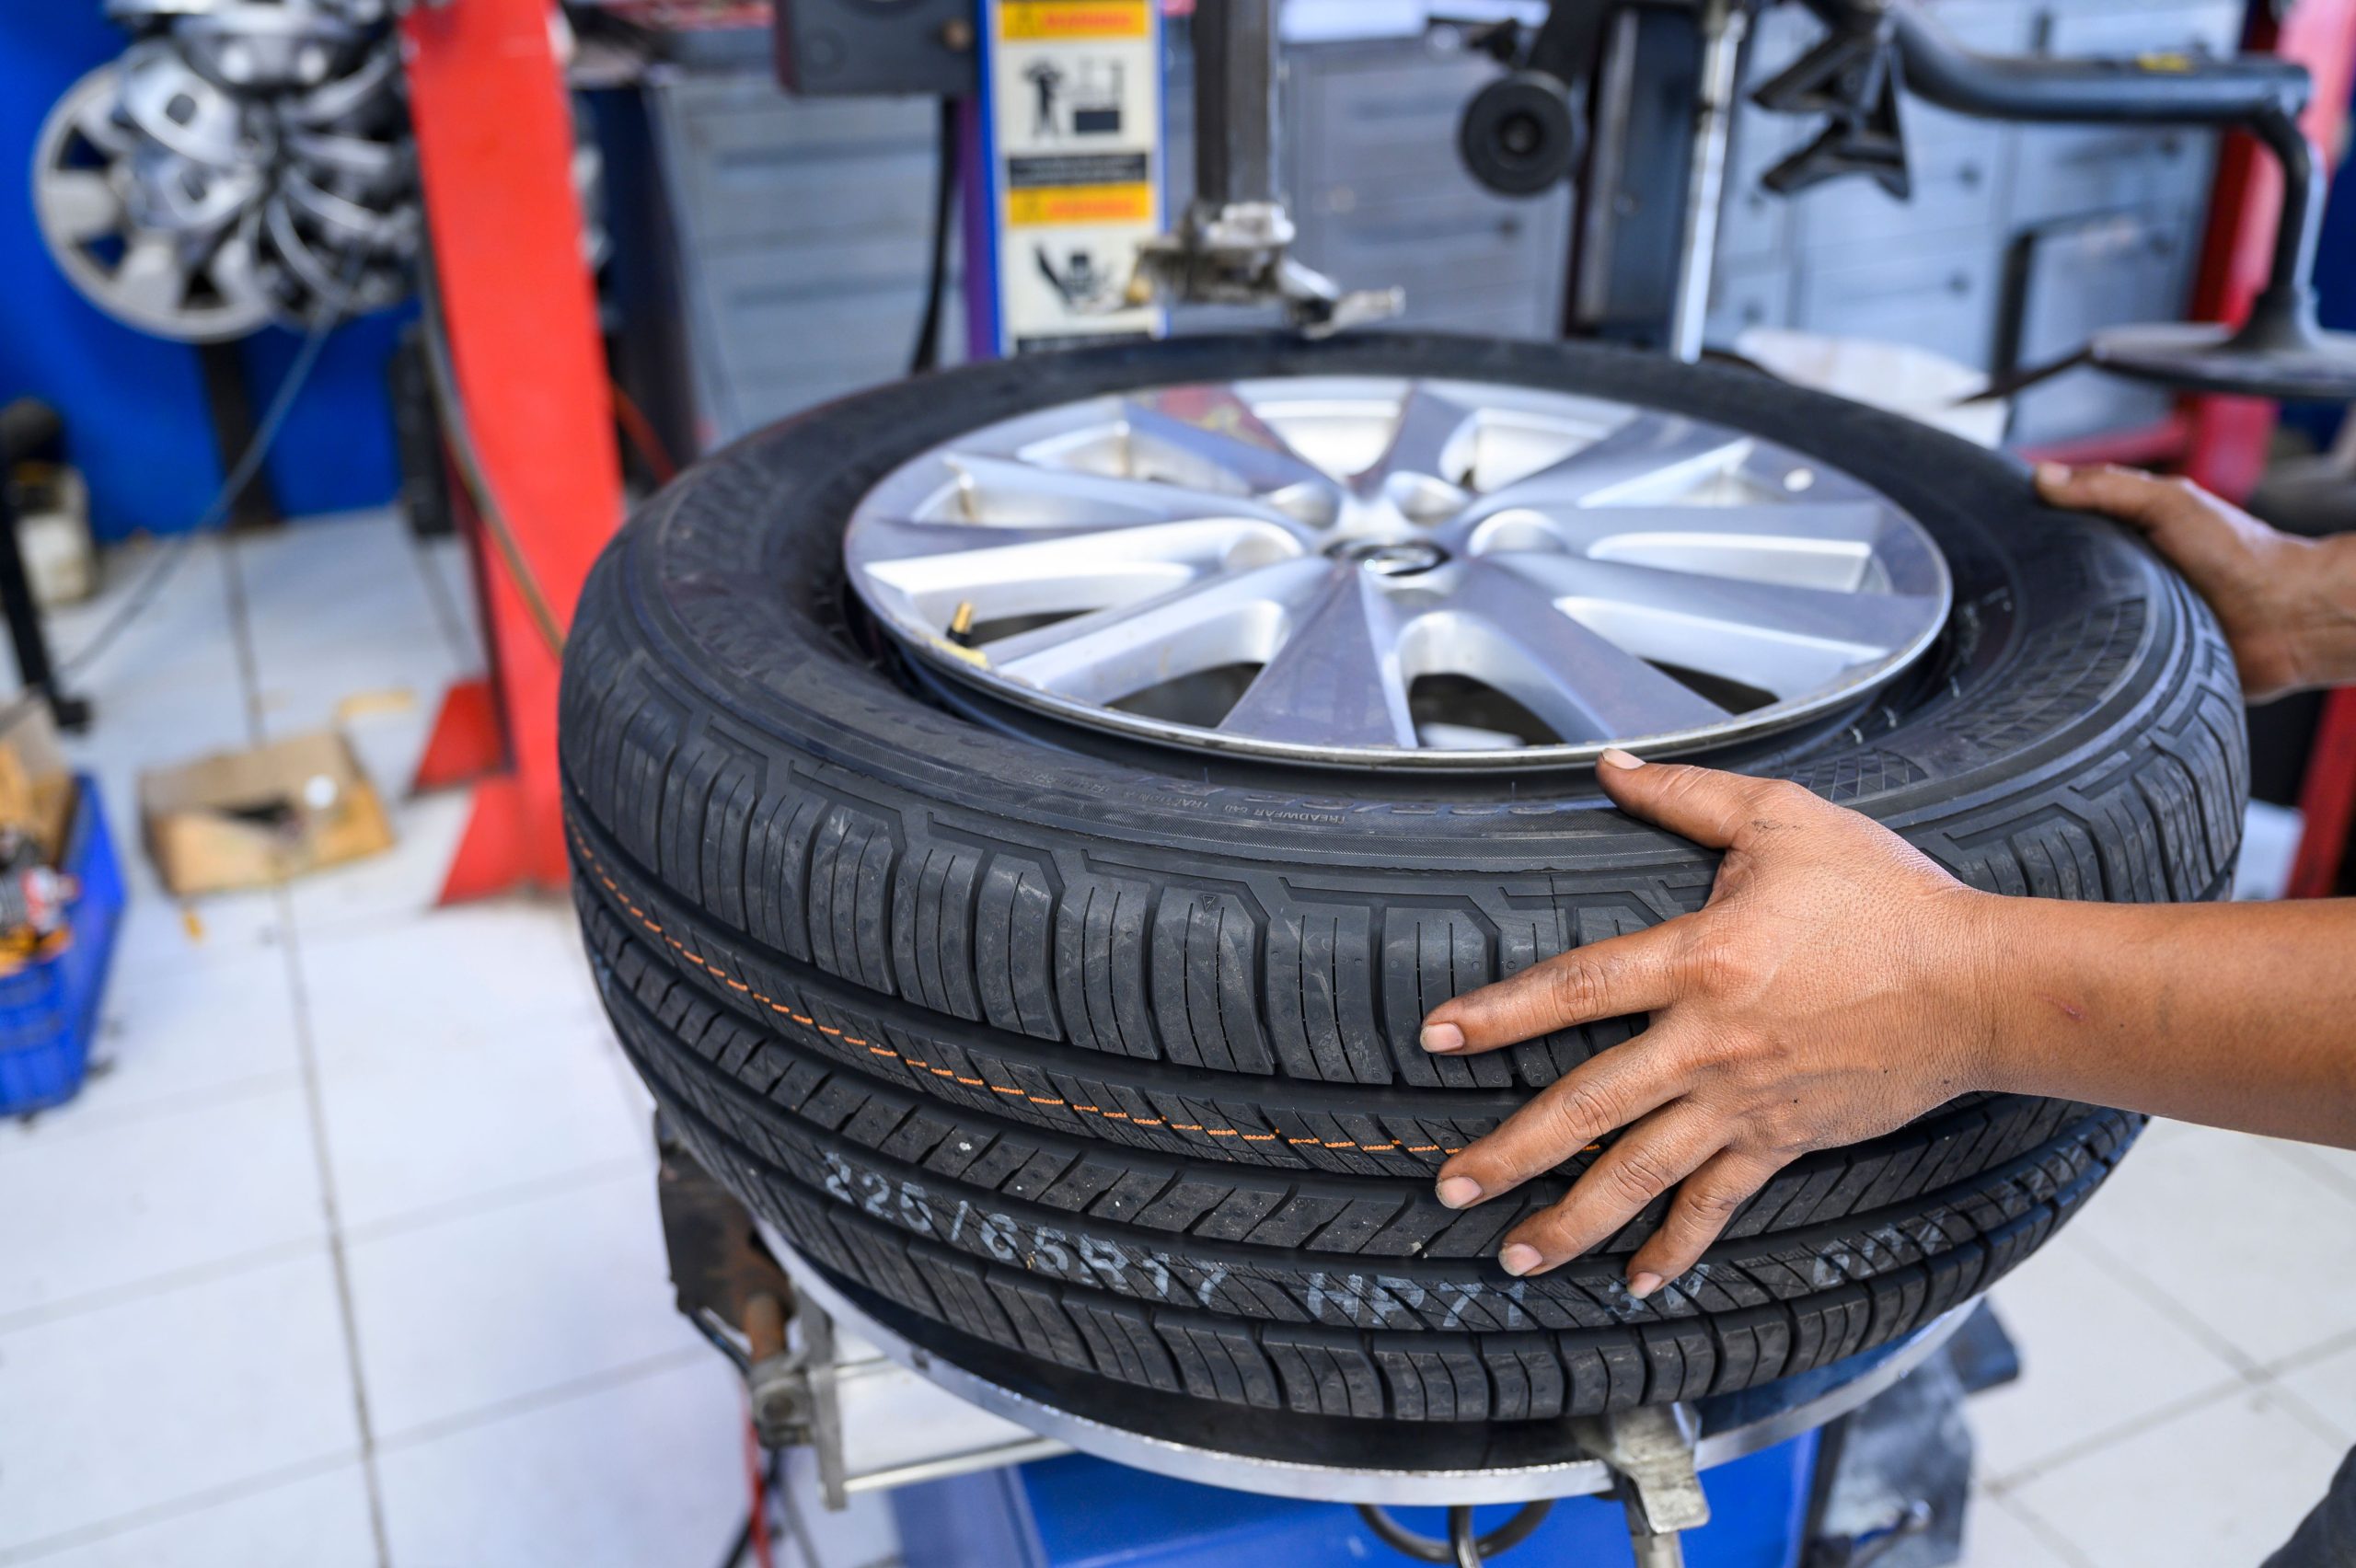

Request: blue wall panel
left=0, top=4, right=404, bottom=539
left=237, top=306, right=414, bottom=522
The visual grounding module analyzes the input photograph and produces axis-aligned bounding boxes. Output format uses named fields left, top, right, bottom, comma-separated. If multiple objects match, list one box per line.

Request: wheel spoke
left=111, top=232, right=186, bottom=316
left=857, top=515, right=1293, bottom=571
left=1495, top=551, right=1939, bottom=696
left=1507, top=500, right=1890, bottom=551
left=852, top=516, right=1299, bottom=626
left=1219, top=568, right=1418, bottom=748
left=203, top=223, right=271, bottom=314
left=941, top=451, right=1314, bottom=535
left=1465, top=412, right=1752, bottom=516
left=1432, top=563, right=1733, bottom=740
left=41, top=169, right=121, bottom=243
left=1120, top=389, right=1338, bottom=501
left=1352, top=382, right=1478, bottom=493
left=989, top=557, right=1332, bottom=705
left=1472, top=500, right=1895, bottom=593
left=69, top=88, right=134, bottom=159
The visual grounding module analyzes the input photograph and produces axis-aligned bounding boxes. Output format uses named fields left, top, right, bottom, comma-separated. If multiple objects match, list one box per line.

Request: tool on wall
left=1459, top=0, right=2356, bottom=398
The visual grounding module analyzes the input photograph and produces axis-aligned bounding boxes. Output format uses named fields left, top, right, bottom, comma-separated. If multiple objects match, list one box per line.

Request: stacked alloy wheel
left=34, top=0, right=412, bottom=341
left=559, top=334, right=2246, bottom=1457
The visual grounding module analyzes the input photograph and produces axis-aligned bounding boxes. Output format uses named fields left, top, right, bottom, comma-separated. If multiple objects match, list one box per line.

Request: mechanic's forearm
left=2285, top=534, right=2356, bottom=689
left=1971, top=894, right=2356, bottom=1147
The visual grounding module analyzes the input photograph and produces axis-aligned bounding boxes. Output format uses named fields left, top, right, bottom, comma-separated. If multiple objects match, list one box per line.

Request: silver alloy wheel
left=31, top=63, right=275, bottom=344
left=117, top=40, right=265, bottom=167
left=845, top=375, right=1953, bottom=767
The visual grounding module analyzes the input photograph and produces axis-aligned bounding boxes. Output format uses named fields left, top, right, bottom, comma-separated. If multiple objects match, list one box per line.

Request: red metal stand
left=2164, top=0, right=2356, bottom=898
left=402, top=0, right=625, bottom=903
left=410, top=675, right=503, bottom=794
left=2291, top=690, right=2356, bottom=897
left=2016, top=413, right=2194, bottom=472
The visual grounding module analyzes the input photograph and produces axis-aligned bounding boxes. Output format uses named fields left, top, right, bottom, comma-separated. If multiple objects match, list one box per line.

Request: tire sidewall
left=577, top=330, right=2233, bottom=880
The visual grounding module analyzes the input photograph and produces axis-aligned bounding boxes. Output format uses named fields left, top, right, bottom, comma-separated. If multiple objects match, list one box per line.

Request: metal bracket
left=1126, top=228, right=1402, bottom=334
left=800, top=1297, right=849, bottom=1509
left=1751, top=10, right=1912, bottom=199
left=655, top=1119, right=854, bottom=1507
left=1124, top=0, right=1401, bottom=331
left=1570, top=1403, right=1711, bottom=1567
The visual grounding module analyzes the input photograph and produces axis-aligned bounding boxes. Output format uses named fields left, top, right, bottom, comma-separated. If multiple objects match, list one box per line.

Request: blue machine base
left=891, top=1435, right=1818, bottom=1568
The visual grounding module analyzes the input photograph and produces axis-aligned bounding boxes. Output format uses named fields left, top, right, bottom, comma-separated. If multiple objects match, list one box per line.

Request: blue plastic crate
left=0, top=775, right=126, bottom=1115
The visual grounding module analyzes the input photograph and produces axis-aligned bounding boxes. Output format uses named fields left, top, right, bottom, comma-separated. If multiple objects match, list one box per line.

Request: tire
left=560, top=332, right=2245, bottom=1436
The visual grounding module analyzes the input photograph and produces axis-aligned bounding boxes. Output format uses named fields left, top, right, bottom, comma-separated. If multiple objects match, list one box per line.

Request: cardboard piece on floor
left=0, top=704, right=77, bottom=865
left=139, top=730, right=394, bottom=896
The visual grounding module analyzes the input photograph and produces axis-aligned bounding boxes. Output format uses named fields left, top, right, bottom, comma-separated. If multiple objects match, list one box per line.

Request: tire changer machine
left=661, top=2, right=2356, bottom=1563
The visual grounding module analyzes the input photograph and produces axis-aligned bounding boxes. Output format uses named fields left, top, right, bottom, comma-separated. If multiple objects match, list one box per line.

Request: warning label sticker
left=1000, top=1, right=1151, bottom=39
left=1006, top=153, right=1151, bottom=226
left=1007, top=185, right=1155, bottom=227
left=982, top=0, right=1164, bottom=352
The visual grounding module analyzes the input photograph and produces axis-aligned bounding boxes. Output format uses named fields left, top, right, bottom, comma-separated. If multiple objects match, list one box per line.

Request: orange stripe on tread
left=567, top=816, right=1465, bottom=1168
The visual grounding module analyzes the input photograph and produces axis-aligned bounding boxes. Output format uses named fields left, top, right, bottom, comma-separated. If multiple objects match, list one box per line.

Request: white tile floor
left=1, top=509, right=2350, bottom=1567
left=0, top=513, right=868, bottom=1568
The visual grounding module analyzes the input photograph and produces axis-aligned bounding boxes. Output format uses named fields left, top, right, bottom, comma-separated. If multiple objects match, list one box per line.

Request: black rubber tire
left=560, top=333, right=2246, bottom=1433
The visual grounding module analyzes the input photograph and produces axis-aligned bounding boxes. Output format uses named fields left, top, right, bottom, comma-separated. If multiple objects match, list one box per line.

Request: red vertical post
left=2290, top=690, right=2356, bottom=897
left=2182, top=0, right=2356, bottom=500
left=400, top=0, right=623, bottom=901
left=2189, top=0, right=2356, bottom=897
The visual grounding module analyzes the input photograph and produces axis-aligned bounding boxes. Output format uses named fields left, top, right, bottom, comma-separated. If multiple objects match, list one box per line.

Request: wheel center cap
left=1332, top=538, right=1448, bottom=577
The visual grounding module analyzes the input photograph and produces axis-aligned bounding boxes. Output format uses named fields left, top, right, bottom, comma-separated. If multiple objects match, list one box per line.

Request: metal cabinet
left=1781, top=132, right=2006, bottom=253
left=1710, top=257, right=1795, bottom=335
left=1283, top=36, right=1576, bottom=341
left=2004, top=208, right=2197, bottom=444
left=1160, top=28, right=1574, bottom=340
left=645, top=74, right=958, bottom=445
left=2008, top=6, right=2236, bottom=225
left=1798, top=248, right=2000, bottom=368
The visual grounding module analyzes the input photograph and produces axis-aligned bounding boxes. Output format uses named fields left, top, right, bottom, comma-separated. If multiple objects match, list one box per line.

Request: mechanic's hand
left=2036, top=463, right=2356, bottom=702
left=1421, top=753, right=2004, bottom=1294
